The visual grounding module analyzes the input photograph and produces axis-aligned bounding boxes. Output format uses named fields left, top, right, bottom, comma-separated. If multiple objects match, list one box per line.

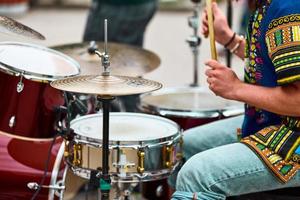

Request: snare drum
left=66, top=113, right=182, bottom=183
left=140, top=86, right=244, bottom=130
left=0, top=42, right=80, bottom=138
left=0, top=131, right=65, bottom=200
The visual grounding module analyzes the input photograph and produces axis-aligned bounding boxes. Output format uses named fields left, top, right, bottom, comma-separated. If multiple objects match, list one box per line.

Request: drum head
left=0, top=42, right=80, bottom=81
left=71, top=113, right=179, bottom=143
left=140, top=86, right=244, bottom=118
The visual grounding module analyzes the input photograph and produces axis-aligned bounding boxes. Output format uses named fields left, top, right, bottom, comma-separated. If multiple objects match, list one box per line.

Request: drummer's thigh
left=175, top=143, right=300, bottom=198
left=183, top=115, right=243, bottom=160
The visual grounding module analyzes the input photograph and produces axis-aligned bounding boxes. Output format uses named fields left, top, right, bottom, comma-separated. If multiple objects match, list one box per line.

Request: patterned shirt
left=241, top=0, right=300, bottom=183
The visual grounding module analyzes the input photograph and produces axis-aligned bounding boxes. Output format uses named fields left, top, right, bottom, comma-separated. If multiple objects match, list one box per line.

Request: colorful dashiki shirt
left=240, top=0, right=300, bottom=183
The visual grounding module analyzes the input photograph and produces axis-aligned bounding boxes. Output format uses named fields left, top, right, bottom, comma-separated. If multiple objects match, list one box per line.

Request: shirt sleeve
left=265, top=14, right=300, bottom=85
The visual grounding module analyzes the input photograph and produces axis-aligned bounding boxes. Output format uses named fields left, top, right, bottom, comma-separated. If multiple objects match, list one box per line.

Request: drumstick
left=206, top=0, right=218, bottom=60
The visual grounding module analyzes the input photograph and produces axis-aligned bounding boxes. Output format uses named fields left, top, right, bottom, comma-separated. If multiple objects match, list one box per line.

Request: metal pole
left=226, top=0, right=233, bottom=67
left=98, top=97, right=114, bottom=200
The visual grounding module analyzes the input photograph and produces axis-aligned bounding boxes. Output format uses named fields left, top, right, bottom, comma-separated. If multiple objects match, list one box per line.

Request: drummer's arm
left=233, top=81, right=300, bottom=117
left=206, top=60, right=300, bottom=117
left=201, top=2, right=245, bottom=60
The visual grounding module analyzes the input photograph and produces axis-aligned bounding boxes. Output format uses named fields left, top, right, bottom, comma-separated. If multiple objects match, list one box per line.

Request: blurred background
left=0, top=0, right=246, bottom=88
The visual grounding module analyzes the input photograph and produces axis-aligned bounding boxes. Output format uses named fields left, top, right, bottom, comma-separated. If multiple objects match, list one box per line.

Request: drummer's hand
left=201, top=2, right=234, bottom=46
left=205, top=60, right=242, bottom=100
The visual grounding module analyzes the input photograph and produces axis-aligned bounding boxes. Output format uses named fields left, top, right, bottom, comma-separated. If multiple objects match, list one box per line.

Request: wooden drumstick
left=206, top=0, right=218, bottom=60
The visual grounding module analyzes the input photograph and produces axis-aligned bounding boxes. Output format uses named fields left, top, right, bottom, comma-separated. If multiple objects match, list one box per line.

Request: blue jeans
left=170, top=115, right=300, bottom=200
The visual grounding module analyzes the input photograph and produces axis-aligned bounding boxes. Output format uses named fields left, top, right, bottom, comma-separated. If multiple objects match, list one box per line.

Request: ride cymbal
left=52, top=42, right=160, bottom=77
left=51, top=75, right=162, bottom=96
left=0, top=16, right=45, bottom=40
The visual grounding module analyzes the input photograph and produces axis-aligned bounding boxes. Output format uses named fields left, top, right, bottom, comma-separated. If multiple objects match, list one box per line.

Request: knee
left=175, top=154, right=211, bottom=193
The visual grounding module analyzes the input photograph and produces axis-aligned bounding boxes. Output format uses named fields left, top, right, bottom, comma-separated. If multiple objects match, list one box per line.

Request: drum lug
left=137, top=149, right=145, bottom=174
left=16, top=73, right=24, bottom=93
left=8, top=115, right=16, bottom=128
left=72, top=143, right=82, bottom=167
left=64, top=140, right=69, bottom=157
left=164, top=145, right=173, bottom=169
left=176, top=137, right=184, bottom=160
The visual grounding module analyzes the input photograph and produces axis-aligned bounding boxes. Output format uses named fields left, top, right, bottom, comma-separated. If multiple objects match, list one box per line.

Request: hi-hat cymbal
left=0, top=16, right=45, bottom=40
left=51, top=75, right=162, bottom=96
left=52, top=42, right=160, bottom=77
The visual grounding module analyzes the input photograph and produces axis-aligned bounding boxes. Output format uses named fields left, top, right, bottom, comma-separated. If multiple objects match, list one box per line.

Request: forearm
left=233, top=82, right=300, bottom=116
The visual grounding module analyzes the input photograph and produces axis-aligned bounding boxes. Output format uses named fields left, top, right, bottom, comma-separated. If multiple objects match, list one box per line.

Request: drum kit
left=0, top=3, right=243, bottom=200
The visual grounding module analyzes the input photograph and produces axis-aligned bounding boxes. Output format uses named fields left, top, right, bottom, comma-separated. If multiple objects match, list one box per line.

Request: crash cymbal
left=0, top=16, right=45, bottom=40
left=52, top=42, right=160, bottom=77
left=51, top=75, right=162, bottom=96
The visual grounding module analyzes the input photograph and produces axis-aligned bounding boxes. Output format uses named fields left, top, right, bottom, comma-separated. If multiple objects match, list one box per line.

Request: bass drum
left=0, top=131, right=66, bottom=200
left=139, top=86, right=244, bottom=130
left=0, top=42, right=80, bottom=138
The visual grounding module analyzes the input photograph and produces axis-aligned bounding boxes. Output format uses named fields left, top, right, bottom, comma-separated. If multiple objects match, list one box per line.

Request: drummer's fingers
left=205, top=69, right=215, bottom=77
left=205, top=60, right=225, bottom=70
left=207, top=77, right=214, bottom=84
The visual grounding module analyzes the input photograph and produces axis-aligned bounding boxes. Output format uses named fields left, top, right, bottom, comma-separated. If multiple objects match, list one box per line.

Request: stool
left=228, top=187, right=300, bottom=200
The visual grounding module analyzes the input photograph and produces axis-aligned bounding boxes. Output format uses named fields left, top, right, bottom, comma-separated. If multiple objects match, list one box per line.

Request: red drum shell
left=0, top=71, right=64, bottom=138
left=0, top=131, right=64, bottom=200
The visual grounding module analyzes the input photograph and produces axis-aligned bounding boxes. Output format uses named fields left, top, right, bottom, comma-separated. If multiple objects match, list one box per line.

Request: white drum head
left=0, top=42, right=80, bottom=81
left=71, top=113, right=179, bottom=142
left=141, top=86, right=243, bottom=112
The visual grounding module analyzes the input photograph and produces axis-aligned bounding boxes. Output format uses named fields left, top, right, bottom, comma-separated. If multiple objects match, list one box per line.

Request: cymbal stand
left=93, top=19, right=113, bottom=200
left=226, top=0, right=233, bottom=67
left=187, top=0, right=202, bottom=87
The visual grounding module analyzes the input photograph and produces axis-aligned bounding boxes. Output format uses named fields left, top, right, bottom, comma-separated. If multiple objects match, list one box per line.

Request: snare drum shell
left=66, top=113, right=182, bottom=182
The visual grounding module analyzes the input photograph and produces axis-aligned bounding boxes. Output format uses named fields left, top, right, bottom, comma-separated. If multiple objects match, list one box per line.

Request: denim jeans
left=169, top=115, right=300, bottom=200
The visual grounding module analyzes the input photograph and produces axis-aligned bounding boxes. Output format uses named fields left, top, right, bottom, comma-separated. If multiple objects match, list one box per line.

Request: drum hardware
left=27, top=182, right=65, bottom=191
left=226, top=0, right=233, bottom=67
left=187, top=0, right=202, bottom=87
left=16, top=71, right=24, bottom=93
left=72, top=143, right=83, bottom=167
left=0, top=16, right=45, bottom=40
left=164, top=145, right=174, bottom=169
left=137, top=149, right=145, bottom=174
left=51, top=20, right=162, bottom=200
left=8, top=115, right=16, bottom=128
left=65, top=92, right=88, bottom=116
left=112, top=152, right=136, bottom=178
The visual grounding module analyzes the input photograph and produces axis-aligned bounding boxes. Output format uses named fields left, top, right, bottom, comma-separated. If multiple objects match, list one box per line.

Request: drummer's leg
left=172, top=143, right=300, bottom=200
left=168, top=115, right=244, bottom=189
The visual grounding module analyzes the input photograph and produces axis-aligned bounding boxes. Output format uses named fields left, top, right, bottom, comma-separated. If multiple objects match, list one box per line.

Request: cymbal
left=50, top=75, right=162, bottom=96
left=52, top=42, right=160, bottom=77
left=0, top=16, right=45, bottom=40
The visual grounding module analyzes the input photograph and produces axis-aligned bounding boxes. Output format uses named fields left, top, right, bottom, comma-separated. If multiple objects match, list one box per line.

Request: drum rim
left=139, top=86, right=244, bottom=119
left=70, top=112, right=181, bottom=147
left=0, top=41, right=81, bottom=82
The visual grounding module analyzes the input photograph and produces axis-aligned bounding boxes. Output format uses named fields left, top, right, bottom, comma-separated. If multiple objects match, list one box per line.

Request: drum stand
left=187, top=0, right=202, bottom=87
left=97, top=97, right=114, bottom=200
